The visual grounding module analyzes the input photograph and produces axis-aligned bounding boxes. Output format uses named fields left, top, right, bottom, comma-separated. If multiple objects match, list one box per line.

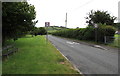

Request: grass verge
left=2, top=35, right=79, bottom=74
left=108, top=34, right=120, bottom=48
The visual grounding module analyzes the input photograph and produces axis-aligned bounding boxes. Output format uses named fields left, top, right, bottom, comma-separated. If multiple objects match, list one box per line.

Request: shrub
left=31, top=27, right=47, bottom=36
left=83, top=27, right=95, bottom=41
left=52, top=25, right=115, bottom=43
left=97, top=25, right=116, bottom=42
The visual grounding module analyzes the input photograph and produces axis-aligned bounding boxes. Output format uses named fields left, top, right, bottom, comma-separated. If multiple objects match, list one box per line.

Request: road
left=48, top=35, right=118, bottom=74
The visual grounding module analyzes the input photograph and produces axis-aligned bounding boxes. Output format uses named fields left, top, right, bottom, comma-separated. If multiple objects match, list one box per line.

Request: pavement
left=48, top=35, right=118, bottom=75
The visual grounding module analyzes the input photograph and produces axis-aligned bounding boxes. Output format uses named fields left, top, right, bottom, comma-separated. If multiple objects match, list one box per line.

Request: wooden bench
left=2, top=45, right=18, bottom=59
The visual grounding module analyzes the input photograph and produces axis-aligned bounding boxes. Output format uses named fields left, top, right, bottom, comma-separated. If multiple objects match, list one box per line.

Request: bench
left=2, top=45, right=18, bottom=59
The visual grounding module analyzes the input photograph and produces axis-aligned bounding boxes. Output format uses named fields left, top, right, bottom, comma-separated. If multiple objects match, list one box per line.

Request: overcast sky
left=28, top=0, right=120, bottom=28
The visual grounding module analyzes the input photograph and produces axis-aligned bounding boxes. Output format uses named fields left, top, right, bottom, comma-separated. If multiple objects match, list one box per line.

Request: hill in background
left=45, top=26, right=68, bottom=34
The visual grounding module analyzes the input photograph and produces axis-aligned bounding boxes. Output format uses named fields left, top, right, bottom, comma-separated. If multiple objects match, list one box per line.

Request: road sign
left=45, top=22, right=50, bottom=27
left=45, top=22, right=50, bottom=44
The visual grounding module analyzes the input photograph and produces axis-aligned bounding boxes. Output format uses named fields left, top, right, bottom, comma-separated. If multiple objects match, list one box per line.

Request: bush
left=52, top=25, right=115, bottom=43
left=97, top=25, right=116, bottom=42
left=31, top=27, right=47, bottom=36
left=83, top=27, right=95, bottom=41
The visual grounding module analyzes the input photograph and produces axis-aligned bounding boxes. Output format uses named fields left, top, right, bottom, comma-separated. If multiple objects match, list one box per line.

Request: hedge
left=52, top=25, right=116, bottom=42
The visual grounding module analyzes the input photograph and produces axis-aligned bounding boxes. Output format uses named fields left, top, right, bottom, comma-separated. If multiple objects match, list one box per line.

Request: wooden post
left=104, top=36, right=107, bottom=44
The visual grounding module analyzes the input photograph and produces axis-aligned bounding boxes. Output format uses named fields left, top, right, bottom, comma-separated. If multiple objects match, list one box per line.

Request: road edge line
left=50, top=42, right=83, bottom=75
left=57, top=48, right=83, bottom=74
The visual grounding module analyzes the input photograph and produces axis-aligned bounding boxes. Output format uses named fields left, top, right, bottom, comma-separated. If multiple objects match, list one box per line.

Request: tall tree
left=86, top=10, right=116, bottom=26
left=2, top=2, right=37, bottom=44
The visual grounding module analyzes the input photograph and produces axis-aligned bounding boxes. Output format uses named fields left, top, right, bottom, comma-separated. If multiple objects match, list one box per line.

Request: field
left=45, top=26, right=68, bottom=34
left=2, top=35, right=79, bottom=74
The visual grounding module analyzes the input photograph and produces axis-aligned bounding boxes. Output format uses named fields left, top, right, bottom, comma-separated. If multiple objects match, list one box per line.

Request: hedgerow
left=52, top=25, right=116, bottom=42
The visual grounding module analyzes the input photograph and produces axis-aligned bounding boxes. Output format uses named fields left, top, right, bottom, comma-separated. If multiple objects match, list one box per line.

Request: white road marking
left=94, top=45, right=108, bottom=50
left=66, top=41, right=79, bottom=45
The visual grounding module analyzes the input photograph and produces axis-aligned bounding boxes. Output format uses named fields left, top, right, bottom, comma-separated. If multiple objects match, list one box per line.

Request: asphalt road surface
left=48, top=35, right=118, bottom=74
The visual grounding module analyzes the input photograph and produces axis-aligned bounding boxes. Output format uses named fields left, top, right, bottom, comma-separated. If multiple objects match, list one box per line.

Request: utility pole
left=65, top=12, right=67, bottom=28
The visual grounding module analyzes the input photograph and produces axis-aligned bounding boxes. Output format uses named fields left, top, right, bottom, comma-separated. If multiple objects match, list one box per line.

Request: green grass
left=108, top=34, right=120, bottom=48
left=45, top=26, right=68, bottom=34
left=2, top=35, right=79, bottom=74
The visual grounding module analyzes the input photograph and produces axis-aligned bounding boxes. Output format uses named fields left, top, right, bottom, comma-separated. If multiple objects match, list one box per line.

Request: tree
left=2, top=2, right=37, bottom=44
left=114, top=23, right=120, bottom=30
left=86, top=10, right=116, bottom=26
